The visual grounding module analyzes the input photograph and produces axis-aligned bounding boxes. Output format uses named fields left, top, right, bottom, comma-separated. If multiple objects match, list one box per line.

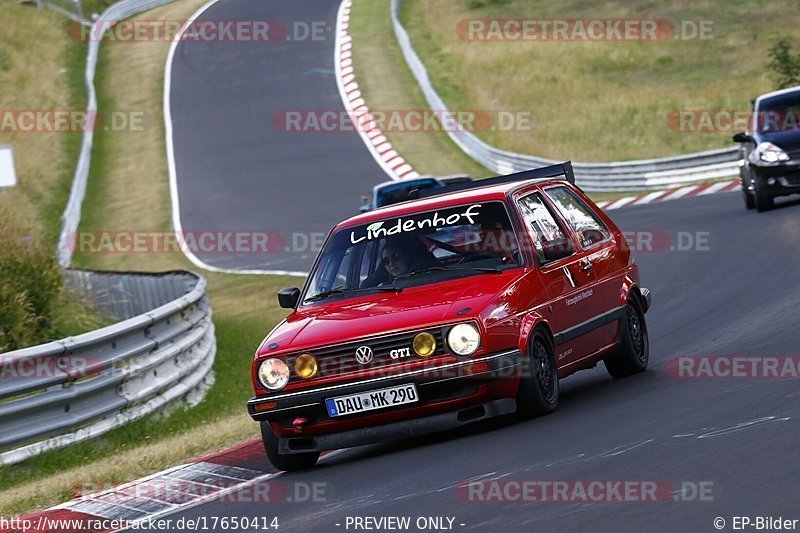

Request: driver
left=381, top=243, right=413, bottom=279
left=381, top=235, right=438, bottom=280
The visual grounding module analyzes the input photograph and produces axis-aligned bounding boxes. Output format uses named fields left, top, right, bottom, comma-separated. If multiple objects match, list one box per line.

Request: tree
left=768, top=39, right=800, bottom=89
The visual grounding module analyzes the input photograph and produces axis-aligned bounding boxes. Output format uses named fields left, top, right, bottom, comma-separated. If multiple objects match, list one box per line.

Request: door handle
left=580, top=261, right=593, bottom=272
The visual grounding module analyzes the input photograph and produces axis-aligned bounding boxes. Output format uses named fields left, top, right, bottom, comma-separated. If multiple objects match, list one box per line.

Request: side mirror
left=732, top=132, right=754, bottom=143
left=542, top=237, right=574, bottom=262
left=278, top=287, right=300, bottom=309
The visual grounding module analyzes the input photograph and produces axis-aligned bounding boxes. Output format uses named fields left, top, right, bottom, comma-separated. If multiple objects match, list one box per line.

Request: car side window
left=545, top=187, right=610, bottom=248
left=517, top=193, right=572, bottom=264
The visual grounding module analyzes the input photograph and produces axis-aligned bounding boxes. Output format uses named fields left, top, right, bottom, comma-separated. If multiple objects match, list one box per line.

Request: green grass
left=0, top=0, right=87, bottom=245
left=398, top=0, right=800, bottom=161
left=79, top=0, right=118, bottom=17
left=0, top=1, right=109, bottom=350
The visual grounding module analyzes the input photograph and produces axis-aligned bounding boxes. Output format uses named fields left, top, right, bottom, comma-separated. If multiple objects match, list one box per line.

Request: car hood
left=755, top=128, right=800, bottom=149
left=258, top=271, right=522, bottom=356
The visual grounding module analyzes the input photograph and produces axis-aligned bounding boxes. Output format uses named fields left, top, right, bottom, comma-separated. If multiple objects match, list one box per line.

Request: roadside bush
left=768, top=38, right=800, bottom=89
left=0, top=212, right=64, bottom=352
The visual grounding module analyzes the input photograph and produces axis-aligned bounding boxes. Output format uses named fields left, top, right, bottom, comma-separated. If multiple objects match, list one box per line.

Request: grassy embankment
left=0, top=2, right=107, bottom=352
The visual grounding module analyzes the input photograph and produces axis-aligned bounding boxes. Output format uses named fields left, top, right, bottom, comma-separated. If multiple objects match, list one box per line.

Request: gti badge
left=390, top=347, right=411, bottom=360
left=355, top=346, right=374, bottom=365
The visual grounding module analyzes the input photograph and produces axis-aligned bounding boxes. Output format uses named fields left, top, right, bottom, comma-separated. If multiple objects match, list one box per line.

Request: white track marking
left=661, top=185, right=700, bottom=201
left=631, top=190, right=669, bottom=206
left=697, top=181, right=731, bottom=195
left=603, top=196, right=638, bottom=210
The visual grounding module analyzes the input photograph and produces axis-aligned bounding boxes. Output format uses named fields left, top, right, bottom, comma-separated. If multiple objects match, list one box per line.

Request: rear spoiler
left=415, top=162, right=575, bottom=200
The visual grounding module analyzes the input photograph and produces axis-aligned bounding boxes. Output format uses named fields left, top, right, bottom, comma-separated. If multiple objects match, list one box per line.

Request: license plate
left=325, top=384, right=418, bottom=418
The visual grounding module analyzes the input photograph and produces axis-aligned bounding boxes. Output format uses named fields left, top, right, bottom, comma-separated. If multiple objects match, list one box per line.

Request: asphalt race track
left=169, top=0, right=387, bottom=272
left=164, top=1, right=800, bottom=531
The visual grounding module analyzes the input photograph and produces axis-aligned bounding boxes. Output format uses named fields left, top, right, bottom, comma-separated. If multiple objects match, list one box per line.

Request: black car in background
left=733, top=86, right=800, bottom=212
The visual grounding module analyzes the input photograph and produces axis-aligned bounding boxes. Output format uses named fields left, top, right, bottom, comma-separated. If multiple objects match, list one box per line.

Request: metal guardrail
left=35, top=0, right=86, bottom=23
left=56, top=0, right=178, bottom=267
left=0, top=270, right=215, bottom=466
left=390, top=0, right=741, bottom=191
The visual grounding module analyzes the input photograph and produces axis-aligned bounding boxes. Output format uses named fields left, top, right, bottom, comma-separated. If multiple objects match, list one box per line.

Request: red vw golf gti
left=248, top=163, right=651, bottom=471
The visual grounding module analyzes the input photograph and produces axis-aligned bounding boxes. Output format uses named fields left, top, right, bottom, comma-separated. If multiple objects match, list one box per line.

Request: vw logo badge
left=355, top=345, right=373, bottom=365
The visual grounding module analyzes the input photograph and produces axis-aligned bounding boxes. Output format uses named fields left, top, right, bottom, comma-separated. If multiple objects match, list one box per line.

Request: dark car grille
left=286, top=327, right=450, bottom=379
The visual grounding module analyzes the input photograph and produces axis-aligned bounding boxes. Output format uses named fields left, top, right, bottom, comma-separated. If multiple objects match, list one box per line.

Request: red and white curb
left=0, top=441, right=340, bottom=533
left=595, top=180, right=740, bottom=211
left=335, top=0, right=418, bottom=182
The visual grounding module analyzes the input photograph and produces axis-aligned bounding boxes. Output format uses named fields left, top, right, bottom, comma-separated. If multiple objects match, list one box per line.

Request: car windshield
left=374, top=179, right=442, bottom=208
left=756, top=93, right=800, bottom=133
left=303, top=201, right=521, bottom=303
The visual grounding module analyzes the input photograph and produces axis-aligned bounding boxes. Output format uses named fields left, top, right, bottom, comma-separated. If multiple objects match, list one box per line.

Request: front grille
left=286, top=327, right=450, bottom=379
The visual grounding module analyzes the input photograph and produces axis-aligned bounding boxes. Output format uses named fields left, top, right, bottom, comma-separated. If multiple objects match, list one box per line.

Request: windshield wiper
left=393, top=265, right=501, bottom=280
left=304, top=286, right=402, bottom=303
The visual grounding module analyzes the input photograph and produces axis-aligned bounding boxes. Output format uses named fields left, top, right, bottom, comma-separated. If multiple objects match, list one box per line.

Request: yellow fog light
left=413, top=332, right=437, bottom=357
left=294, top=354, right=318, bottom=379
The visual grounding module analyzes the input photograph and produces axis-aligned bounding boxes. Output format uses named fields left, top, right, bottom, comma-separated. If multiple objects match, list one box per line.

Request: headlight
left=258, top=358, right=290, bottom=391
left=753, top=142, right=790, bottom=164
left=413, top=332, right=437, bottom=357
left=447, top=323, right=480, bottom=356
left=294, top=354, right=318, bottom=379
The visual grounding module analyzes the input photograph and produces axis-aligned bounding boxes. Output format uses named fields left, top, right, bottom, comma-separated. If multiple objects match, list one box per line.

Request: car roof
left=339, top=177, right=562, bottom=230
left=756, top=86, right=800, bottom=105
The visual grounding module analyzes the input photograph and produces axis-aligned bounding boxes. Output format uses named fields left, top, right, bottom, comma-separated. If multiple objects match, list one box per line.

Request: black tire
left=743, top=190, right=755, bottom=210
left=260, top=421, right=319, bottom=471
left=516, top=329, right=559, bottom=419
left=604, top=297, right=649, bottom=378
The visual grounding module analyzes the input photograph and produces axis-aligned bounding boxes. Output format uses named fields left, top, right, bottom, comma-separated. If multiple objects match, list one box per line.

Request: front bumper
left=640, top=287, right=652, bottom=314
left=750, top=163, right=800, bottom=197
left=247, top=348, right=522, bottom=423
left=277, top=398, right=517, bottom=454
